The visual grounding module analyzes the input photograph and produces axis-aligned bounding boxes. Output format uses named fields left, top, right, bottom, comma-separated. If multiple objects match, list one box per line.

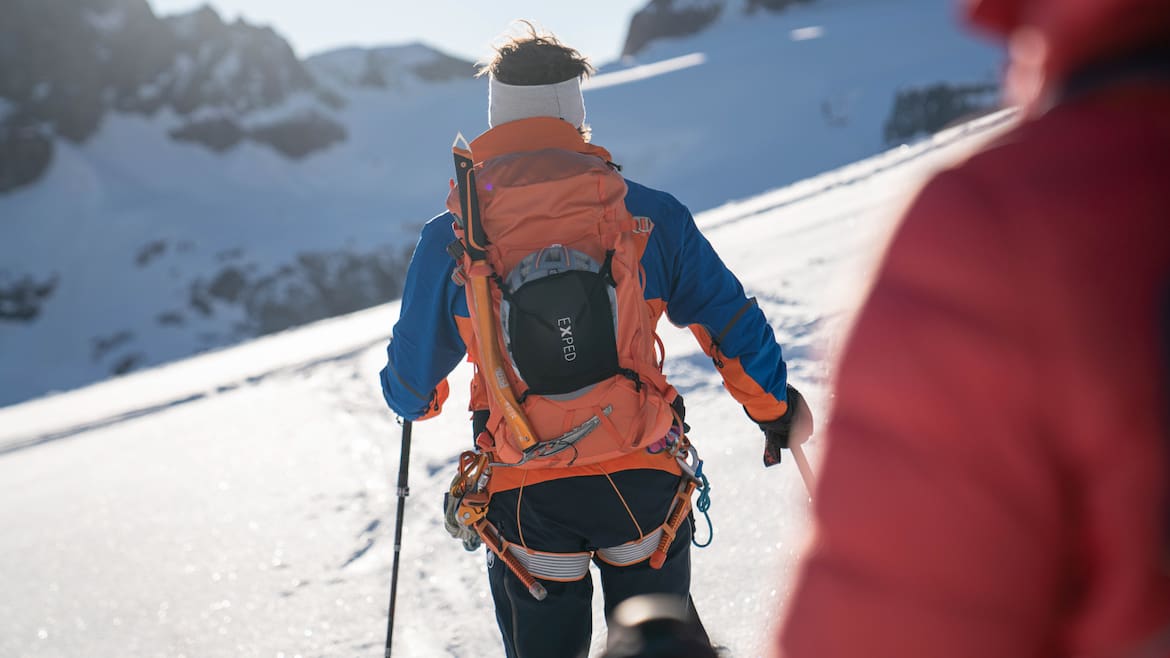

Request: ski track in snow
left=582, top=53, right=709, bottom=91
left=0, top=112, right=1012, bottom=658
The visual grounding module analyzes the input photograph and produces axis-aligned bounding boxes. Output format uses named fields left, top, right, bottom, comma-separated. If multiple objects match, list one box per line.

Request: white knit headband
left=488, top=76, right=586, bottom=129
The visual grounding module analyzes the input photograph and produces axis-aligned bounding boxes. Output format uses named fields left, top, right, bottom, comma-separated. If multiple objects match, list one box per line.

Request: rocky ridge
left=621, top=0, right=816, bottom=57
left=0, top=0, right=475, bottom=193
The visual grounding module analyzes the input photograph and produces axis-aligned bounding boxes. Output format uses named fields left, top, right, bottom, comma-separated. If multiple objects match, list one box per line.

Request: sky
left=146, top=0, right=648, bottom=65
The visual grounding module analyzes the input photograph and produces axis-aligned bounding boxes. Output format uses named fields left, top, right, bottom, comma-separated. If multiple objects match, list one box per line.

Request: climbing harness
left=447, top=449, right=547, bottom=600
left=446, top=412, right=715, bottom=599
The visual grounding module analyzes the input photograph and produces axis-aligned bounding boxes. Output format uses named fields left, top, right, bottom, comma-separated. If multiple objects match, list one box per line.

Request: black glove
left=670, top=394, right=690, bottom=434
left=748, top=384, right=814, bottom=467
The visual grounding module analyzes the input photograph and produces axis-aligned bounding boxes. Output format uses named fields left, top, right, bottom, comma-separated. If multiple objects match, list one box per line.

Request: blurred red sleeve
left=778, top=169, right=1066, bottom=658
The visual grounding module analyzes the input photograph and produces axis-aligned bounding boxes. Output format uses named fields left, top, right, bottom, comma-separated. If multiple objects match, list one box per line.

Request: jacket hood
left=964, top=0, right=1170, bottom=80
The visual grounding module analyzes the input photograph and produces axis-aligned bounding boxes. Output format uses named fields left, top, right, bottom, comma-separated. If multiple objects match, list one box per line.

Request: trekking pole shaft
left=385, top=420, right=413, bottom=658
left=791, top=443, right=815, bottom=499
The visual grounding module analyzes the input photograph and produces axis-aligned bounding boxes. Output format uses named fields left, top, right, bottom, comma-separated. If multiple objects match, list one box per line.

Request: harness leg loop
left=476, top=519, right=548, bottom=601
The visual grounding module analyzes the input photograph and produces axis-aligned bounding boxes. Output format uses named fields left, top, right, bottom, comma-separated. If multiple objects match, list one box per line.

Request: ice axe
left=762, top=385, right=816, bottom=499
left=788, top=395, right=816, bottom=499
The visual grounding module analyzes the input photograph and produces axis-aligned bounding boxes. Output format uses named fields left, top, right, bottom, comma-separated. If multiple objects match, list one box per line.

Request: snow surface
left=0, top=0, right=1001, bottom=408
left=583, top=53, right=708, bottom=91
left=0, top=111, right=1014, bottom=658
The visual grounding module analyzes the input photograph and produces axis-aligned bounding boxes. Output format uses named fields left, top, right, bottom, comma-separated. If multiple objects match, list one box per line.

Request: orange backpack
left=446, top=122, right=678, bottom=469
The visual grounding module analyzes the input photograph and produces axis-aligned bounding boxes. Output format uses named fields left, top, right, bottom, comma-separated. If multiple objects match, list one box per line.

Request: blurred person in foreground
left=779, top=0, right=1170, bottom=656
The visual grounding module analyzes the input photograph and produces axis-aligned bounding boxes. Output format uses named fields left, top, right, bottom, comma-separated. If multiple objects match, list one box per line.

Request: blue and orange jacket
left=380, top=120, right=789, bottom=490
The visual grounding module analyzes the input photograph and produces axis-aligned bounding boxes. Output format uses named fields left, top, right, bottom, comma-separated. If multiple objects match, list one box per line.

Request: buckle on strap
left=607, top=215, right=654, bottom=236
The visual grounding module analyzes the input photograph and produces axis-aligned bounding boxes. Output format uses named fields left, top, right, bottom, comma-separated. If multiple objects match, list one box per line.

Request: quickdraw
left=648, top=431, right=714, bottom=567
left=449, top=450, right=491, bottom=527
left=448, top=449, right=547, bottom=600
left=487, top=406, right=614, bottom=468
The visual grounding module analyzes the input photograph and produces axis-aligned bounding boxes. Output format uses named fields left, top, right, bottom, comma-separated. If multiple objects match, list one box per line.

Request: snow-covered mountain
left=0, top=111, right=1014, bottom=658
left=1, top=0, right=336, bottom=177
left=0, top=0, right=1003, bottom=407
left=306, top=43, right=475, bottom=90
left=621, top=0, right=817, bottom=57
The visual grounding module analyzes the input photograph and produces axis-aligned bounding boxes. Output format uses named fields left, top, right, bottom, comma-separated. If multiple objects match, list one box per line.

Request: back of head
left=480, top=22, right=595, bottom=87
left=480, top=22, right=596, bottom=135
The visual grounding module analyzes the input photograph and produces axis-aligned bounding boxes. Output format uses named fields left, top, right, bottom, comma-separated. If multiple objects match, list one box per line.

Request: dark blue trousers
left=484, top=469, right=709, bottom=658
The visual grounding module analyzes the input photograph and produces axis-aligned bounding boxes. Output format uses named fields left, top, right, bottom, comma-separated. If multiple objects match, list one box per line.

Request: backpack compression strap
left=452, top=139, right=539, bottom=453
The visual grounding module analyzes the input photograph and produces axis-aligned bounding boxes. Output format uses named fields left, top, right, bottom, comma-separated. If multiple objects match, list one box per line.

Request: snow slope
left=0, top=110, right=1013, bottom=658
left=0, top=0, right=1001, bottom=407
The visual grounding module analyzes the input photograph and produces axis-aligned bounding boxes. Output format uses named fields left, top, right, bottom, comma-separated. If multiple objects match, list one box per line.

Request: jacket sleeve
left=657, top=197, right=789, bottom=421
left=778, top=170, right=1065, bottom=657
left=380, top=214, right=468, bottom=420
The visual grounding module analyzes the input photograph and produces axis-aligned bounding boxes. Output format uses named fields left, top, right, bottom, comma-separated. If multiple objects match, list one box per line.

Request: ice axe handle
left=479, top=523, right=548, bottom=601
left=649, top=479, right=698, bottom=568
left=500, top=548, right=548, bottom=601
left=791, top=443, right=816, bottom=499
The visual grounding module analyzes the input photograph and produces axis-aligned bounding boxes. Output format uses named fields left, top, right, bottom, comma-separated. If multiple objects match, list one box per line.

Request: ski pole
left=385, top=419, right=413, bottom=658
left=790, top=443, right=816, bottom=499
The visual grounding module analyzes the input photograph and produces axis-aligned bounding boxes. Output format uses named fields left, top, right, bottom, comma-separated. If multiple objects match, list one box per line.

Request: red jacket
left=779, top=5, right=1170, bottom=655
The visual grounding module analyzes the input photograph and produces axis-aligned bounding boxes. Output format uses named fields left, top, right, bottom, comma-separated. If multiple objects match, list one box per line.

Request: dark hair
left=478, top=21, right=595, bottom=85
